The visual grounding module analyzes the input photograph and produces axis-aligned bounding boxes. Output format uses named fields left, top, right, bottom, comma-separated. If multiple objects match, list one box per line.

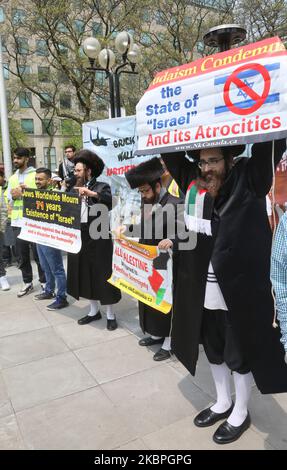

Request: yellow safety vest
left=167, top=178, right=180, bottom=198
left=8, top=171, right=36, bottom=223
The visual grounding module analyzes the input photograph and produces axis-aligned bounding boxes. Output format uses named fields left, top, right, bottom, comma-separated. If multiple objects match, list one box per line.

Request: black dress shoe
left=138, top=336, right=164, bottom=347
left=78, top=311, right=102, bottom=325
left=107, top=318, right=118, bottom=330
left=153, top=348, right=172, bottom=361
left=194, top=403, right=234, bottom=428
left=213, top=412, right=251, bottom=444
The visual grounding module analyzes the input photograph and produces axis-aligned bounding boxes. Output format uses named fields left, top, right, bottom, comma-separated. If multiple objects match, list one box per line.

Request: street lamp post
left=0, top=36, right=12, bottom=178
left=203, top=24, right=247, bottom=53
left=82, top=32, right=140, bottom=118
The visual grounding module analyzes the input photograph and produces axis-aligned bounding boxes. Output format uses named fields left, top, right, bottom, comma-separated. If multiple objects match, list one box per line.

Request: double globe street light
left=82, top=31, right=140, bottom=118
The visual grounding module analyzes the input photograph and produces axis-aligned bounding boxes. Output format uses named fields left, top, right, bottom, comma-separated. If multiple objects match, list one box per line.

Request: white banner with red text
left=136, top=36, right=287, bottom=155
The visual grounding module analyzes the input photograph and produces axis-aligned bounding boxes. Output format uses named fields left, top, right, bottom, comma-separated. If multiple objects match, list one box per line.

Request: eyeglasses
left=197, top=156, right=224, bottom=169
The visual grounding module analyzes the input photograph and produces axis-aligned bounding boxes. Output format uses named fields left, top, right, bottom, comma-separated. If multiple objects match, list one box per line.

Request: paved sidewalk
left=0, top=263, right=286, bottom=450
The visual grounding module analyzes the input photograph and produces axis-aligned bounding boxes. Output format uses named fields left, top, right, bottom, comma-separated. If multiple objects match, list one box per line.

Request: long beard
left=75, top=176, right=85, bottom=187
left=197, top=172, right=225, bottom=198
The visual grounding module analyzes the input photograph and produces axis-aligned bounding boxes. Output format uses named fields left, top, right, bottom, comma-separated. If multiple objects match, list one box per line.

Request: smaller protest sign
left=19, top=189, right=82, bottom=253
left=108, top=236, right=173, bottom=314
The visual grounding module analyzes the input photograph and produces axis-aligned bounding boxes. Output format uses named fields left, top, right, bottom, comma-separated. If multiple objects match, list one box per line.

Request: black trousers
left=13, top=227, right=46, bottom=284
left=201, top=308, right=250, bottom=374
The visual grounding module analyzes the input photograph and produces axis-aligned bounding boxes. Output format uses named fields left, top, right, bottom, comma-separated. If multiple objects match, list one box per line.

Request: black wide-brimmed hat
left=73, top=149, right=104, bottom=178
left=187, top=145, right=246, bottom=160
left=125, top=157, right=164, bottom=189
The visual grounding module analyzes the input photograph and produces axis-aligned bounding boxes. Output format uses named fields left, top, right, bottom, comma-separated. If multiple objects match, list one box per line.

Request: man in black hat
left=67, top=149, right=121, bottom=330
left=160, top=140, right=287, bottom=444
left=119, top=157, right=184, bottom=361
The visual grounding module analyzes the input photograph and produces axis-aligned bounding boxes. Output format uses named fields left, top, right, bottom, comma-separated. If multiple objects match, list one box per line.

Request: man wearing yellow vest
left=6, top=148, right=45, bottom=297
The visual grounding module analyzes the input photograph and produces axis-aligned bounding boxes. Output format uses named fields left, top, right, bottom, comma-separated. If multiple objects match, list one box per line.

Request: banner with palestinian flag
left=108, top=236, right=172, bottom=314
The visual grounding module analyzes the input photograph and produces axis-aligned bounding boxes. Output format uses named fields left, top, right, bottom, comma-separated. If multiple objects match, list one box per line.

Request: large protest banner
left=136, top=36, right=287, bottom=155
left=19, top=189, right=81, bottom=253
left=83, top=116, right=154, bottom=227
left=108, top=236, right=173, bottom=314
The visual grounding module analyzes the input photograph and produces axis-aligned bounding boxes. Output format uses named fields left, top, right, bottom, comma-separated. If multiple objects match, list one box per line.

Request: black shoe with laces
left=34, top=292, right=55, bottom=300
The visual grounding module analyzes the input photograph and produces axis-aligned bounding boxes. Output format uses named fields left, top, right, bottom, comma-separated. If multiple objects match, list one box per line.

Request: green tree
left=0, top=118, right=28, bottom=155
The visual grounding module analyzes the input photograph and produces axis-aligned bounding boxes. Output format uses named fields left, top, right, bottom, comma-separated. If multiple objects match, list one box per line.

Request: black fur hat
left=187, top=145, right=246, bottom=160
left=125, top=157, right=164, bottom=189
left=73, top=149, right=104, bottom=178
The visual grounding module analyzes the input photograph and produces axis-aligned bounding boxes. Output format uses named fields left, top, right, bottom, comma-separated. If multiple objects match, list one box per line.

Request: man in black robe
left=160, top=140, right=287, bottom=444
left=67, top=150, right=121, bottom=330
left=120, top=158, right=184, bottom=361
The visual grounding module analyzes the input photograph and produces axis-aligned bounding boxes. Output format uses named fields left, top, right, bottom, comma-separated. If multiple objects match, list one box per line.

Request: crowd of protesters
left=1, top=140, right=287, bottom=445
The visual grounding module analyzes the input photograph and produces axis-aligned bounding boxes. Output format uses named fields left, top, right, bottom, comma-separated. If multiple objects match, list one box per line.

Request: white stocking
left=162, top=337, right=171, bottom=351
left=209, top=363, right=233, bottom=413
left=88, top=300, right=100, bottom=317
left=227, top=371, right=253, bottom=426
left=106, top=304, right=116, bottom=320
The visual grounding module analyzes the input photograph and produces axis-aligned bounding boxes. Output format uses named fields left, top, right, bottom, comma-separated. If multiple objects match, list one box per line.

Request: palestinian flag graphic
left=148, top=252, right=170, bottom=305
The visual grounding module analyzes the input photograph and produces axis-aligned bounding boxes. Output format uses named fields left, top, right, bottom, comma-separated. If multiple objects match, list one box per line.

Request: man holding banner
left=33, top=168, right=68, bottom=311
left=160, top=140, right=287, bottom=443
left=135, top=35, right=287, bottom=444
left=67, top=150, right=121, bottom=330
left=122, top=157, right=184, bottom=361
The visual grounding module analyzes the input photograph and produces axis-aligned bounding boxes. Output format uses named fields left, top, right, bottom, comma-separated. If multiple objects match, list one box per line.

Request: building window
left=92, top=22, right=103, bottom=37
left=6, top=91, right=11, bottom=106
left=19, top=92, right=32, bottom=108
left=1, top=36, right=7, bottom=52
left=16, top=37, right=29, bottom=55
left=36, top=40, right=49, bottom=56
left=38, top=66, right=50, bottom=83
left=0, top=7, right=5, bottom=23
left=40, top=93, right=52, bottom=109
left=74, top=19, right=85, bottom=34
left=60, top=94, right=71, bottom=109
left=21, top=119, right=34, bottom=134
left=95, top=71, right=104, bottom=85
left=19, top=65, right=31, bottom=76
left=196, top=41, right=204, bottom=53
left=44, top=147, right=57, bottom=171
left=57, top=22, right=68, bottom=33
left=142, top=10, right=149, bottom=22
left=12, top=9, right=26, bottom=25
left=42, top=119, right=54, bottom=135
left=155, top=11, right=165, bottom=25
left=59, top=43, right=68, bottom=56
left=3, top=64, right=9, bottom=79
left=57, top=70, right=69, bottom=83
left=141, top=33, right=152, bottom=46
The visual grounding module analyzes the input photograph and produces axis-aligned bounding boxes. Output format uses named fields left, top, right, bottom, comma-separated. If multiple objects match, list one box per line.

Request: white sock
left=209, top=363, right=233, bottom=413
left=106, top=304, right=116, bottom=320
left=88, top=300, right=100, bottom=317
left=162, top=336, right=171, bottom=351
left=227, top=371, right=253, bottom=427
left=151, top=335, right=162, bottom=340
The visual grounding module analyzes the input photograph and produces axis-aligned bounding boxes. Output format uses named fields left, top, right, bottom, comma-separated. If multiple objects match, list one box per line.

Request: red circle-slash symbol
left=223, top=63, right=270, bottom=116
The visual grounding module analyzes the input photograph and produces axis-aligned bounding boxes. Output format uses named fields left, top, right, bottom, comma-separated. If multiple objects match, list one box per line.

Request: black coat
left=127, top=190, right=184, bottom=337
left=163, top=140, right=287, bottom=394
left=67, top=179, right=121, bottom=304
